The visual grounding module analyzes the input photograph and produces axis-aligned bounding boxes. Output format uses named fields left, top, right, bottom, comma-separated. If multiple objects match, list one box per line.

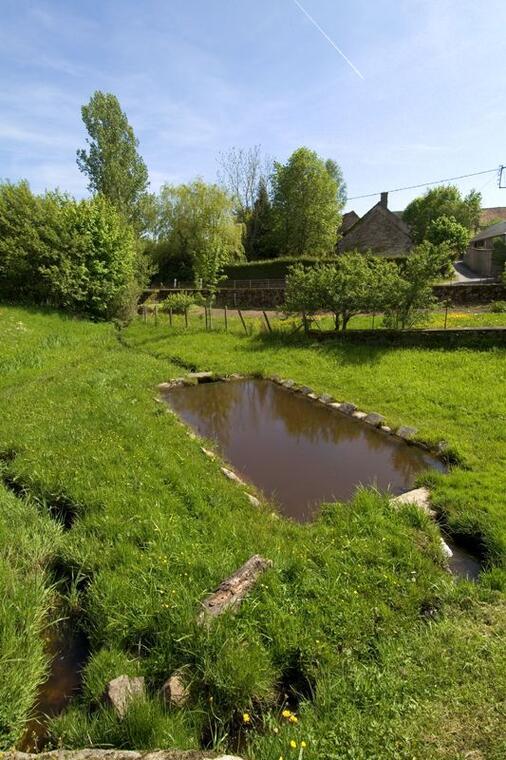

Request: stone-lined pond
left=166, top=378, right=445, bottom=522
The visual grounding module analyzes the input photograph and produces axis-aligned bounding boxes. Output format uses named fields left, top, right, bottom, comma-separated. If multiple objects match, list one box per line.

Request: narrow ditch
left=19, top=617, right=90, bottom=753
left=1, top=471, right=79, bottom=530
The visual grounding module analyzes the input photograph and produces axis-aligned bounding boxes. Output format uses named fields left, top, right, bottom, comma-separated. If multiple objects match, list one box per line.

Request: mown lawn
left=0, top=304, right=505, bottom=759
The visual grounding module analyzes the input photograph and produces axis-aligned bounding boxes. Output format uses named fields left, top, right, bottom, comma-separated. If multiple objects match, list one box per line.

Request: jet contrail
left=292, top=0, right=364, bottom=80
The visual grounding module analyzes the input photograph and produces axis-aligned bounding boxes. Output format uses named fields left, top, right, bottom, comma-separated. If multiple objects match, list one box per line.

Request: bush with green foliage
left=0, top=181, right=141, bottom=319
left=383, top=243, right=446, bottom=329
left=490, top=300, right=506, bottom=313
left=403, top=185, right=481, bottom=244
left=426, top=215, right=470, bottom=259
left=159, top=293, right=197, bottom=314
left=286, top=255, right=401, bottom=330
left=286, top=247, right=444, bottom=331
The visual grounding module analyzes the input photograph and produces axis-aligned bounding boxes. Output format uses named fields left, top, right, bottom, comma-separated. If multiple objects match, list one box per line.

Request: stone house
left=464, top=221, right=506, bottom=278
left=339, top=192, right=413, bottom=257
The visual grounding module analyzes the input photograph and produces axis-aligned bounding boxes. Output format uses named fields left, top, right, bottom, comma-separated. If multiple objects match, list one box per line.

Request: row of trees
left=1, top=87, right=492, bottom=319
left=150, top=146, right=347, bottom=285
left=285, top=244, right=447, bottom=330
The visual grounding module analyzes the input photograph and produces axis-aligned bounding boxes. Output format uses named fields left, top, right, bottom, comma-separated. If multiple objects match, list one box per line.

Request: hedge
left=222, top=255, right=408, bottom=282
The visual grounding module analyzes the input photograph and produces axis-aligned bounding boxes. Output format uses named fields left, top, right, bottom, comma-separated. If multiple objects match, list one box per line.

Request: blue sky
left=1, top=0, right=506, bottom=215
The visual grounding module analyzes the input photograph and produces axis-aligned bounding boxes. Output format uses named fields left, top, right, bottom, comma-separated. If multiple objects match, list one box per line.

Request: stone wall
left=141, top=281, right=506, bottom=311
left=433, top=282, right=506, bottom=304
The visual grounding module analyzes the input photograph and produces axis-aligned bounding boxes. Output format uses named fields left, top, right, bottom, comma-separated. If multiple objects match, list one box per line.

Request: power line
left=347, top=167, right=498, bottom=201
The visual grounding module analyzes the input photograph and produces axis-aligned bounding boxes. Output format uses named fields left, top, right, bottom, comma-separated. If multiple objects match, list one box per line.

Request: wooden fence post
left=184, top=306, right=188, bottom=329
left=169, top=307, right=173, bottom=328
left=154, top=304, right=158, bottom=326
left=224, top=305, right=228, bottom=332
left=238, top=309, right=248, bottom=335
left=262, top=310, right=272, bottom=333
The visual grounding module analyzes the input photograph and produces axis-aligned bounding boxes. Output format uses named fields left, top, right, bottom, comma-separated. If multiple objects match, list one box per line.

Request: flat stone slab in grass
left=380, top=425, right=392, bottom=434
left=157, top=382, right=174, bottom=391
left=105, top=675, right=145, bottom=718
left=337, top=402, right=357, bottom=415
left=352, top=411, right=367, bottom=420
left=299, top=386, right=313, bottom=395
left=319, top=394, right=334, bottom=404
left=282, top=379, right=295, bottom=389
left=392, top=487, right=432, bottom=514
left=221, top=467, right=245, bottom=485
left=6, top=752, right=245, bottom=760
left=396, top=426, right=418, bottom=440
left=364, top=412, right=385, bottom=427
left=244, top=492, right=260, bottom=507
left=198, top=554, right=272, bottom=624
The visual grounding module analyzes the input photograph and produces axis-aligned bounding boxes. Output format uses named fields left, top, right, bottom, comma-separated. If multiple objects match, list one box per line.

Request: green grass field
left=0, top=304, right=505, bottom=759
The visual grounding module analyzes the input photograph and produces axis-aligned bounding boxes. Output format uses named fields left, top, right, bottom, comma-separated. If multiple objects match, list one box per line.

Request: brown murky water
left=20, top=625, right=88, bottom=752
left=166, top=379, right=445, bottom=522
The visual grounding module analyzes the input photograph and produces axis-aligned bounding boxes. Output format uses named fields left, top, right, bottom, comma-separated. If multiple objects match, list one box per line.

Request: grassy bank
left=0, top=305, right=505, bottom=758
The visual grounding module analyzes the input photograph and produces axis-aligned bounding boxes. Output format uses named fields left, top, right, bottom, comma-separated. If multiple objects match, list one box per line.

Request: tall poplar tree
left=77, top=91, right=149, bottom=228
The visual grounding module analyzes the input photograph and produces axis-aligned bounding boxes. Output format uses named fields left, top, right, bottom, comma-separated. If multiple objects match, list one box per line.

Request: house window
left=474, top=240, right=485, bottom=248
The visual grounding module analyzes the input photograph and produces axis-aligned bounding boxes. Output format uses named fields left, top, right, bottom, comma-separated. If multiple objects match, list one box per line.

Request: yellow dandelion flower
left=282, top=709, right=291, bottom=718
left=242, top=713, right=251, bottom=723
left=301, top=741, right=307, bottom=748
left=290, top=739, right=297, bottom=749
left=289, top=714, right=298, bottom=724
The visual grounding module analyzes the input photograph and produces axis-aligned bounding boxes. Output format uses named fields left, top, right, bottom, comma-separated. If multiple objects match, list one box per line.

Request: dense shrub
left=159, top=292, right=198, bottom=314
left=0, top=181, right=141, bottom=319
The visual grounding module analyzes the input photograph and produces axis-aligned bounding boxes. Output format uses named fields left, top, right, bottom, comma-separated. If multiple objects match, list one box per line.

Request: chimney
left=380, top=192, right=388, bottom=208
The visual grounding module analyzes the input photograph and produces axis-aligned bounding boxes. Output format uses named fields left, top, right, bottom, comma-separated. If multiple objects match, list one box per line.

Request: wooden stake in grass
left=143, top=306, right=147, bottom=323
left=262, top=310, right=272, bottom=333
left=204, top=307, right=208, bottom=331
left=224, top=305, right=228, bottom=332
left=238, top=309, right=248, bottom=335
left=208, top=307, right=213, bottom=331
left=154, top=305, right=158, bottom=326
left=184, top=306, right=188, bottom=329
left=168, top=307, right=172, bottom=328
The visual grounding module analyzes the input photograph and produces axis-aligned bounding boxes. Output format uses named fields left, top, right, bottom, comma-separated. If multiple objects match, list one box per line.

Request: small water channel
left=165, top=378, right=445, bottom=522
left=19, top=623, right=88, bottom=752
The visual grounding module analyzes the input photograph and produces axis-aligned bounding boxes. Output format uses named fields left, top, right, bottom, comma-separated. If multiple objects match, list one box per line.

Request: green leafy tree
left=384, top=243, right=445, bottom=329
left=245, top=179, right=275, bottom=260
left=271, top=147, right=344, bottom=257
left=284, top=264, right=322, bottom=327
left=325, top=158, right=348, bottom=208
left=285, top=254, right=400, bottom=331
left=426, top=215, right=470, bottom=258
left=0, top=181, right=139, bottom=318
left=403, top=185, right=481, bottom=243
left=155, top=180, right=243, bottom=299
left=76, top=91, right=150, bottom=230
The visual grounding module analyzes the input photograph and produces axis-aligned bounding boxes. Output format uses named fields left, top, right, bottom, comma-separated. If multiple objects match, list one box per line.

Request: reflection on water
left=166, top=379, right=445, bottom=522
